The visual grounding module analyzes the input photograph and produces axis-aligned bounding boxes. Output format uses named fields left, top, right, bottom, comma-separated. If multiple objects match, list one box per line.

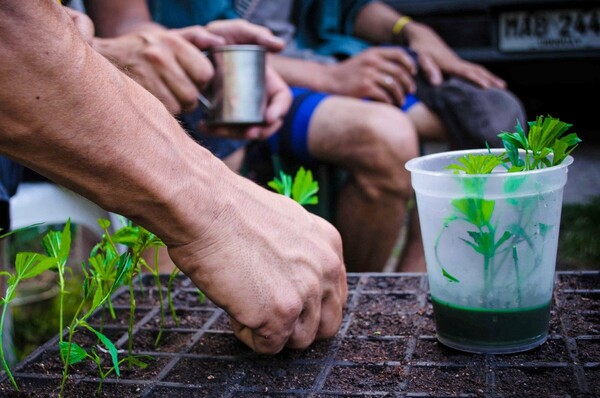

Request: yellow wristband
left=392, top=16, right=413, bottom=36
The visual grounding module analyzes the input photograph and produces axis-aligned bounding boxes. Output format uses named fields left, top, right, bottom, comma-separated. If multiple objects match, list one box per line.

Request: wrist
left=391, top=16, right=413, bottom=45
left=318, top=64, right=340, bottom=93
left=401, top=21, right=426, bottom=45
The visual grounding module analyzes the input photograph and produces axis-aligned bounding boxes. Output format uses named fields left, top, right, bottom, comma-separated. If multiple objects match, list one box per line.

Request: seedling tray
left=1, top=271, right=599, bottom=397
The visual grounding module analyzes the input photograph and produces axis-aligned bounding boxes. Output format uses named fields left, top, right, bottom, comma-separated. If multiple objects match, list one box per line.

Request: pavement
left=562, top=144, right=600, bottom=205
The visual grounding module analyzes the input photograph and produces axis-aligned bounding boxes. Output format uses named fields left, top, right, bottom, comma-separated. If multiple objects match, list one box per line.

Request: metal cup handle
left=197, top=93, right=213, bottom=113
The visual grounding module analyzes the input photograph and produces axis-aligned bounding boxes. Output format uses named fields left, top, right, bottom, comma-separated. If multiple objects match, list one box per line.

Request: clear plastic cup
left=406, top=149, right=573, bottom=354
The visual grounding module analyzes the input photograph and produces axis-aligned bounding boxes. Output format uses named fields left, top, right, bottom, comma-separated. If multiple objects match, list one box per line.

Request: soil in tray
left=142, top=308, right=214, bottom=329
left=163, top=357, right=242, bottom=388
left=111, top=288, right=168, bottom=308
left=191, top=332, right=252, bottom=356
left=238, top=361, right=319, bottom=390
left=407, top=365, right=486, bottom=396
left=323, top=364, right=405, bottom=392
left=494, top=367, right=580, bottom=396
left=131, top=329, right=196, bottom=353
left=173, top=288, right=216, bottom=308
left=87, top=307, right=151, bottom=328
left=348, top=312, right=423, bottom=337
left=20, top=348, right=170, bottom=381
left=362, top=275, right=423, bottom=292
left=431, top=296, right=551, bottom=351
left=335, top=337, right=408, bottom=363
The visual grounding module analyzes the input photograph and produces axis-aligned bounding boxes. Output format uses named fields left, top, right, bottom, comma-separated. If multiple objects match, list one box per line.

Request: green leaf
left=446, top=154, right=503, bottom=175
left=14, top=252, right=55, bottom=279
left=127, top=356, right=149, bottom=369
left=88, top=326, right=121, bottom=377
left=268, top=170, right=293, bottom=197
left=268, top=167, right=320, bottom=206
left=59, top=341, right=88, bottom=365
left=21, top=256, right=57, bottom=280
left=291, top=167, right=319, bottom=205
left=0, top=222, right=43, bottom=240
left=499, top=115, right=581, bottom=170
left=442, top=268, right=460, bottom=283
left=41, top=220, right=71, bottom=268
left=97, top=218, right=111, bottom=230
left=91, top=283, right=105, bottom=310
left=539, top=223, right=550, bottom=238
left=112, top=253, right=131, bottom=292
left=494, top=231, right=513, bottom=251
left=111, top=226, right=140, bottom=246
left=59, top=219, right=72, bottom=260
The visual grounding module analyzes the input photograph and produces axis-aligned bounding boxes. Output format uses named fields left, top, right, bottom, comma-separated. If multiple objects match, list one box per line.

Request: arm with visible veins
left=0, top=1, right=347, bottom=355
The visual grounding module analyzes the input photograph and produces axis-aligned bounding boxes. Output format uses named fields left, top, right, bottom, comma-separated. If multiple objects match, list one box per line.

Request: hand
left=93, top=26, right=225, bottom=114
left=167, top=176, right=348, bottom=354
left=205, top=19, right=285, bottom=52
left=404, top=22, right=506, bottom=89
left=325, top=47, right=417, bottom=107
left=63, top=7, right=94, bottom=44
left=199, top=65, right=292, bottom=140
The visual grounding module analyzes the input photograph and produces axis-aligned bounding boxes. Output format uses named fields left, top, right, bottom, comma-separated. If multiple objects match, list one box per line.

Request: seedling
left=0, top=230, right=56, bottom=391
left=58, top=252, right=130, bottom=397
left=143, top=244, right=167, bottom=346
left=268, top=166, right=319, bottom=206
left=99, top=218, right=162, bottom=367
left=439, top=116, right=581, bottom=288
left=41, top=220, right=72, bottom=344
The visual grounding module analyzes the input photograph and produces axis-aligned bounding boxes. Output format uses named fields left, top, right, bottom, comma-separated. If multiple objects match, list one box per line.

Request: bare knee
left=344, top=104, right=419, bottom=199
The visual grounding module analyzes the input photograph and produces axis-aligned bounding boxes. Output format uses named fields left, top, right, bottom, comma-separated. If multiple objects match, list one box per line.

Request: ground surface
left=1, top=272, right=598, bottom=397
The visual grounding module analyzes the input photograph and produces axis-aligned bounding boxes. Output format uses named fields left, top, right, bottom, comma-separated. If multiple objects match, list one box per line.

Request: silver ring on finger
left=383, top=75, right=394, bottom=86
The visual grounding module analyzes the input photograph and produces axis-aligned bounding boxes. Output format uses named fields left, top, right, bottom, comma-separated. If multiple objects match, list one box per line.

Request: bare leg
left=392, top=103, right=447, bottom=272
left=307, top=97, right=419, bottom=272
left=406, top=102, right=448, bottom=142
left=397, top=202, right=426, bottom=272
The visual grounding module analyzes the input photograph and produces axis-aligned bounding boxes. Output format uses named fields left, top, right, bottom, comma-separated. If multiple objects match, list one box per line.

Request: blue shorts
left=183, top=87, right=419, bottom=162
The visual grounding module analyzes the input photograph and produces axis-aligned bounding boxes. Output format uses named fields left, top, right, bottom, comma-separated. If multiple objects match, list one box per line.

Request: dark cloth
left=0, top=157, right=22, bottom=202
left=415, top=75, right=527, bottom=149
left=0, top=157, right=23, bottom=231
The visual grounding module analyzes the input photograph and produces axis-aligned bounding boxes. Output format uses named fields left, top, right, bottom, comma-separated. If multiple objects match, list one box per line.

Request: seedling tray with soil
left=1, top=271, right=598, bottom=397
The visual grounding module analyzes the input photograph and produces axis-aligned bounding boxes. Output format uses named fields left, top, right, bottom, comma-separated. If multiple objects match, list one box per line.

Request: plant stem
left=126, top=250, right=142, bottom=369
left=153, top=247, right=165, bottom=347
left=512, top=246, right=522, bottom=306
left=0, top=286, right=18, bottom=391
left=127, top=278, right=136, bottom=369
left=59, top=299, right=86, bottom=398
left=167, top=268, right=180, bottom=326
left=58, top=269, right=65, bottom=344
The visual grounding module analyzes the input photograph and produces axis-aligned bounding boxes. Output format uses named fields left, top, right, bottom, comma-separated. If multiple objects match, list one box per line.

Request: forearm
left=268, top=54, right=334, bottom=93
left=353, top=1, right=405, bottom=43
left=84, top=0, right=160, bottom=37
left=0, top=2, right=230, bottom=246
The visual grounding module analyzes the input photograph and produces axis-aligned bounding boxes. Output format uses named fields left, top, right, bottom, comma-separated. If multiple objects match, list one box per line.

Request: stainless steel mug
left=198, top=45, right=267, bottom=126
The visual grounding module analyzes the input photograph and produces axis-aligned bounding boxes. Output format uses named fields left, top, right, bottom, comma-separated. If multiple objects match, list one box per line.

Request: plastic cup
left=406, top=149, right=573, bottom=354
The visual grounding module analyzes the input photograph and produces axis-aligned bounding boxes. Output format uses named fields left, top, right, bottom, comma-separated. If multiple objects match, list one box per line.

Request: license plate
left=499, top=8, right=600, bottom=52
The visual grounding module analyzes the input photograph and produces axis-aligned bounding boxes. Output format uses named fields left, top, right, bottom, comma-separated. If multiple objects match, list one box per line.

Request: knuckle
left=142, top=47, right=165, bottom=65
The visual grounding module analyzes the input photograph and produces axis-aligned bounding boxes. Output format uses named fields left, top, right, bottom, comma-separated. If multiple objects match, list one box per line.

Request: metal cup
left=198, top=45, right=267, bottom=126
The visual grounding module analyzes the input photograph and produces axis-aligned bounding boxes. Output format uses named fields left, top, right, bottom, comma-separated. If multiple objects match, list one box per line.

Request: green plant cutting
left=0, top=226, right=54, bottom=391
left=422, top=115, right=581, bottom=353
left=440, top=115, right=581, bottom=284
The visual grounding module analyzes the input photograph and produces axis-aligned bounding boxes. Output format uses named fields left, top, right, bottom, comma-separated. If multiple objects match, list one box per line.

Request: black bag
left=415, top=74, right=527, bottom=149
